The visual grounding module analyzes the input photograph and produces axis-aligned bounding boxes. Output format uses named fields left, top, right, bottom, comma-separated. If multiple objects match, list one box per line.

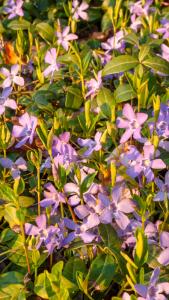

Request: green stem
left=37, top=167, right=41, bottom=216
left=20, top=221, right=31, bottom=274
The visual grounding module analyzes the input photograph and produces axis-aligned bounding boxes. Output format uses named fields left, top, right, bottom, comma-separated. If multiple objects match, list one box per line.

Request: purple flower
left=62, top=218, right=96, bottom=246
left=135, top=267, right=169, bottom=300
left=0, top=157, right=27, bottom=179
left=101, top=30, right=125, bottom=53
left=52, top=132, right=77, bottom=159
left=12, top=112, right=37, bottom=148
left=157, top=19, right=169, bottom=39
left=149, top=103, right=169, bottom=139
left=72, top=0, right=89, bottom=21
left=56, top=26, right=78, bottom=51
left=77, top=132, right=102, bottom=156
left=25, top=214, right=60, bottom=254
left=154, top=171, right=169, bottom=201
left=130, top=15, right=142, bottom=32
left=130, top=0, right=153, bottom=18
left=161, top=44, right=169, bottom=62
left=40, top=157, right=51, bottom=172
left=117, top=104, right=148, bottom=143
left=43, top=48, right=60, bottom=78
left=158, top=231, right=169, bottom=266
left=126, top=143, right=166, bottom=182
left=85, top=71, right=102, bottom=98
left=40, top=182, right=65, bottom=214
left=4, top=0, right=24, bottom=19
left=0, top=87, right=17, bottom=115
left=1, top=64, right=24, bottom=88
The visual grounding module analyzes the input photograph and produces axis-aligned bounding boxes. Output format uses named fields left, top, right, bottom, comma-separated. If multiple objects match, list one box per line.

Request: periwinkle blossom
left=0, top=64, right=24, bottom=89
left=4, top=0, right=24, bottom=19
left=0, top=157, right=27, bottom=179
left=56, top=26, right=78, bottom=51
left=125, top=143, right=166, bottom=182
left=116, top=103, right=148, bottom=143
left=52, top=132, right=77, bottom=160
left=158, top=231, right=169, bottom=266
left=101, top=30, right=125, bottom=53
left=157, top=19, right=169, bottom=39
left=85, top=71, right=102, bottom=98
left=43, top=48, right=60, bottom=78
left=130, top=0, right=153, bottom=18
left=25, top=214, right=61, bottom=254
left=72, top=0, right=89, bottom=21
left=12, top=112, right=37, bottom=148
left=40, top=183, right=66, bottom=214
left=161, top=44, right=169, bottom=62
left=0, top=87, right=17, bottom=115
left=154, top=171, right=169, bottom=202
left=77, top=132, right=102, bottom=157
left=134, top=267, right=169, bottom=300
left=74, top=184, right=135, bottom=230
left=62, top=218, right=96, bottom=246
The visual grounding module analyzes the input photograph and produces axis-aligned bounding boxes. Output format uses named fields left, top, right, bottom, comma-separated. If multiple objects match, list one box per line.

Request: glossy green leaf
left=102, top=55, right=139, bottom=76
left=143, top=56, right=169, bottom=75
left=36, top=22, right=54, bottom=42
left=63, top=257, right=87, bottom=286
left=114, top=84, right=136, bottom=103
left=8, top=19, right=30, bottom=30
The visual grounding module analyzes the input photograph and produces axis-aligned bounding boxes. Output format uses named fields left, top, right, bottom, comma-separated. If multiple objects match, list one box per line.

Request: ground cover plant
left=0, top=0, right=169, bottom=299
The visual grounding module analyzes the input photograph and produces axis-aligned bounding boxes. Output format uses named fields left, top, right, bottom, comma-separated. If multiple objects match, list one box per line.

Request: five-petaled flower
left=0, top=157, right=27, bottom=179
left=0, top=87, right=17, bottom=115
left=1, top=64, right=24, bottom=89
left=72, top=0, right=89, bottom=21
left=56, top=26, right=78, bottom=51
left=4, top=0, right=24, bottom=19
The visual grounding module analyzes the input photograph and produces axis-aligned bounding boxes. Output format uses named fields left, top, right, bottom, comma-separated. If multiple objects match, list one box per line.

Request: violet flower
left=43, top=48, right=60, bottom=78
left=161, top=44, right=169, bottom=62
left=126, top=143, right=166, bottom=183
left=25, top=214, right=59, bottom=254
left=12, top=112, right=37, bottom=148
left=72, top=0, right=89, bottom=21
left=116, top=104, right=148, bottom=143
left=154, top=171, right=169, bottom=202
left=4, top=0, right=24, bottom=19
left=158, top=231, right=169, bottom=266
left=77, top=132, right=102, bottom=157
left=0, top=87, right=17, bottom=115
left=0, top=157, right=27, bottom=179
left=130, top=0, right=153, bottom=18
left=52, top=132, right=77, bottom=160
left=157, top=19, right=169, bottom=39
left=56, top=26, right=78, bottom=51
left=62, top=218, right=96, bottom=246
left=40, top=182, right=66, bottom=214
left=135, top=267, right=169, bottom=300
left=85, top=71, right=102, bottom=98
left=101, top=30, right=125, bottom=53
left=1, top=64, right=24, bottom=89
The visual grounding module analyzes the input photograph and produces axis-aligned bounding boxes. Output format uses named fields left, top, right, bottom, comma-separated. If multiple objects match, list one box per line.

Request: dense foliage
left=0, top=0, right=169, bottom=299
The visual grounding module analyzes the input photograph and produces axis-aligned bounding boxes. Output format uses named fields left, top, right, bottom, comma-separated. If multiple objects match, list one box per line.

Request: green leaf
left=88, top=254, right=116, bottom=291
left=102, top=55, right=139, bottom=76
left=65, top=87, right=83, bottom=109
left=18, top=196, right=34, bottom=208
left=32, top=90, right=54, bottom=111
left=114, top=84, right=136, bottom=103
left=123, top=33, right=139, bottom=46
left=139, top=45, right=150, bottom=62
left=0, top=272, right=24, bottom=286
left=36, top=22, right=54, bottom=42
left=0, top=182, right=17, bottom=203
left=63, top=257, right=87, bottom=286
left=97, top=87, right=115, bottom=119
left=36, top=119, right=48, bottom=148
left=143, top=56, right=169, bottom=75
left=80, top=172, right=97, bottom=194
left=8, top=19, right=31, bottom=30
left=134, top=228, right=148, bottom=267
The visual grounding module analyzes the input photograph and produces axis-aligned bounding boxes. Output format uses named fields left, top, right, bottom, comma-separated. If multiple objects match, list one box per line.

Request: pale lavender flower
left=12, top=112, right=37, bottom=148
left=43, top=48, right=60, bottom=78
left=161, top=44, right=169, bottom=62
left=116, top=104, right=148, bottom=143
left=56, top=26, right=78, bottom=51
left=1, top=64, right=24, bottom=88
left=0, top=157, right=27, bottom=179
left=135, top=267, right=169, bottom=300
left=77, top=132, right=102, bottom=157
left=40, top=157, right=51, bottom=172
left=154, top=171, right=169, bottom=201
left=85, top=71, right=102, bottom=98
left=62, top=218, right=96, bottom=246
left=126, top=143, right=166, bottom=182
left=157, top=19, right=169, bottom=39
left=130, top=15, right=142, bottom=32
left=101, top=30, right=125, bottom=53
left=0, top=87, right=17, bottom=115
left=25, top=214, right=60, bottom=254
left=52, top=132, right=77, bottom=159
left=130, top=0, right=153, bottom=18
left=40, top=182, right=65, bottom=214
left=72, top=0, right=89, bottom=21
left=4, top=0, right=24, bottom=19
left=158, top=231, right=169, bottom=266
